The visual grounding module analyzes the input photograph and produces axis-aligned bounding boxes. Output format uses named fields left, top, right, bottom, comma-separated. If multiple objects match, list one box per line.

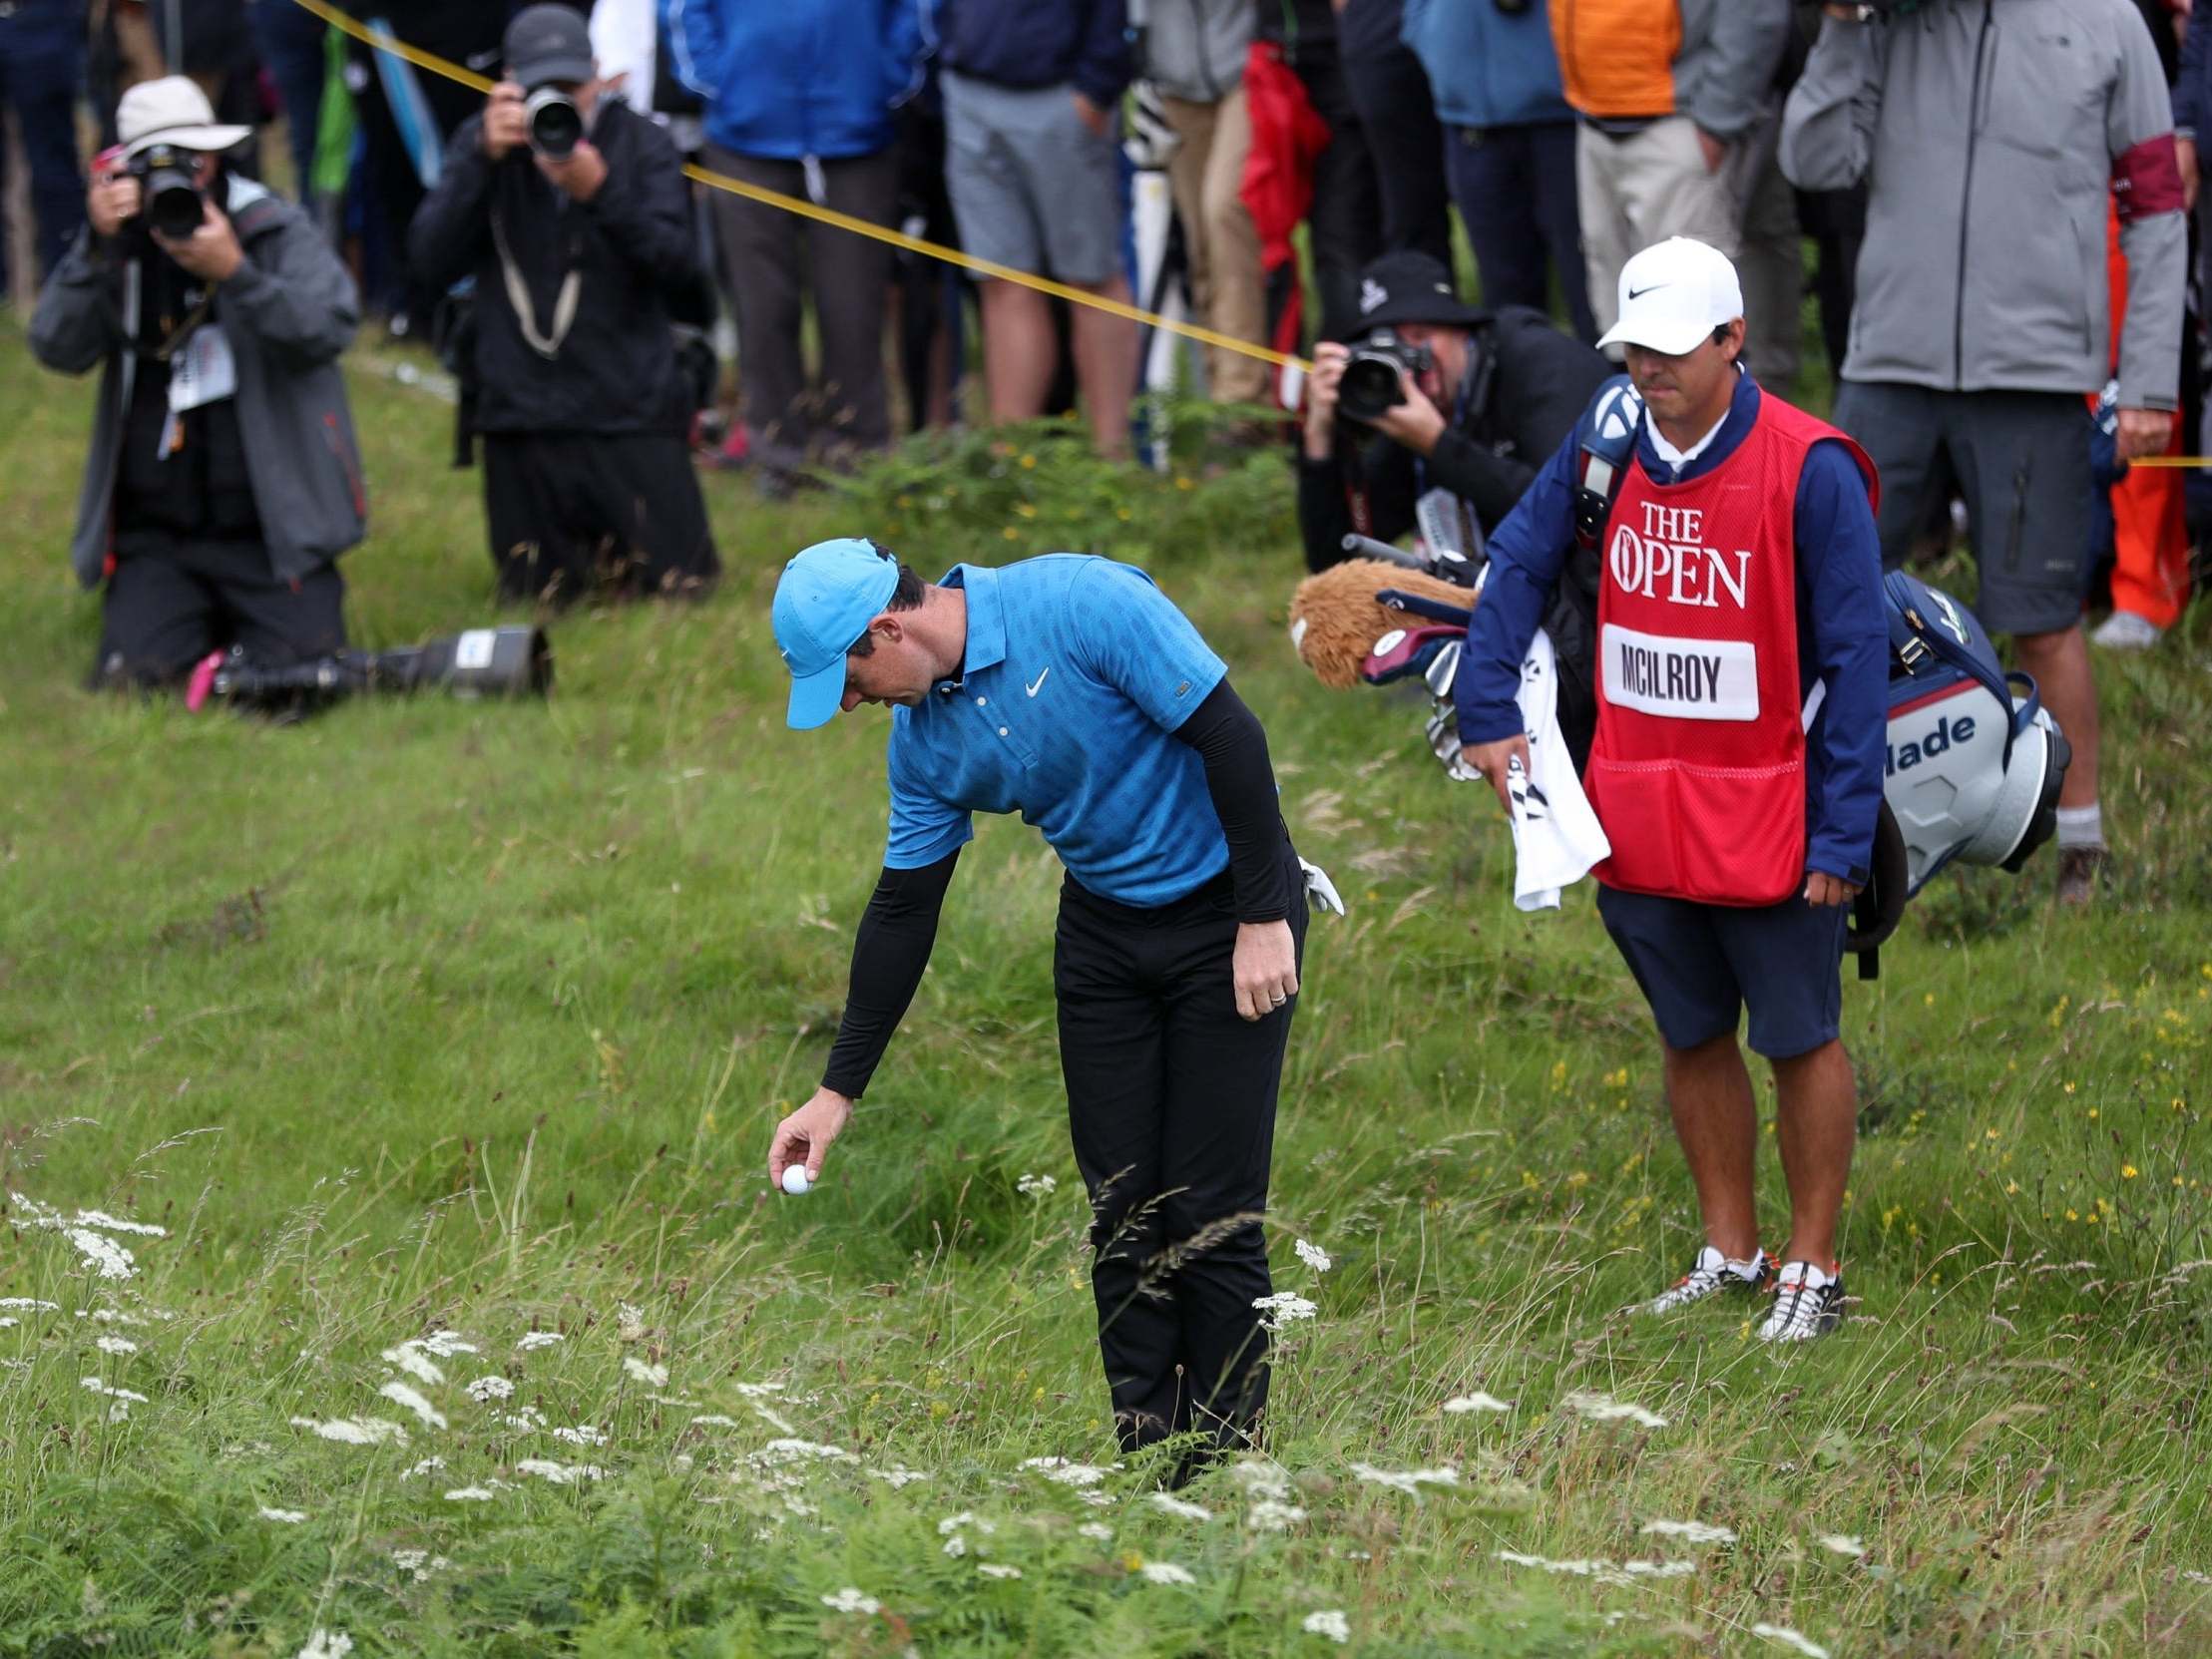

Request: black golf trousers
left=1054, top=859, right=1308, bottom=1460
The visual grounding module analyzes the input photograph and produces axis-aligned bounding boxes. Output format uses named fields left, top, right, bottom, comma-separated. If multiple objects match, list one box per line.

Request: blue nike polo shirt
left=882, top=555, right=1231, bottom=907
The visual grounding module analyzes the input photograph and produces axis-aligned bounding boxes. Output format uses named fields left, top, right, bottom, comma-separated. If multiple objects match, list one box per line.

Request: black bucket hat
left=1351, top=250, right=1488, bottom=331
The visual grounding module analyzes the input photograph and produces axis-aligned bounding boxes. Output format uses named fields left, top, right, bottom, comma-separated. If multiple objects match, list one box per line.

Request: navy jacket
left=932, top=0, right=1130, bottom=110
left=2176, top=8, right=2211, bottom=144
left=1456, top=372, right=1889, bottom=887
left=664, top=0, right=922, bottom=160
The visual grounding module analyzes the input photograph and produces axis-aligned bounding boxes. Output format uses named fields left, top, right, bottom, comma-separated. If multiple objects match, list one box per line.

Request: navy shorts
left=1596, top=885, right=1848, bottom=1059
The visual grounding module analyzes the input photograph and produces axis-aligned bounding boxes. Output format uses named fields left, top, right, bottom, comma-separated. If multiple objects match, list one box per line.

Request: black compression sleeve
left=820, top=848, right=959, bottom=1099
left=1174, top=679, right=1295, bottom=922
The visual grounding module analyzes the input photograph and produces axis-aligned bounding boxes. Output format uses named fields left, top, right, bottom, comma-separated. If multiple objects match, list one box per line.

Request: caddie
left=1455, top=237, right=1889, bottom=1342
left=765, top=537, right=1333, bottom=1472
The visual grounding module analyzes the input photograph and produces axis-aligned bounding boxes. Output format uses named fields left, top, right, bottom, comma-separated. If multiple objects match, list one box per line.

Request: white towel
left=1509, top=628, right=1611, bottom=912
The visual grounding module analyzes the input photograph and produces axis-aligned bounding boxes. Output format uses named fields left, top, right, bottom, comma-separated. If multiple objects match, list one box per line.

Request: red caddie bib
left=1583, top=391, right=1877, bottom=906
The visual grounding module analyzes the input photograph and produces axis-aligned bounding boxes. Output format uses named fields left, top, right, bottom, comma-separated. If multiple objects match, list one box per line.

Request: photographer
left=1296, top=250, right=1611, bottom=573
left=409, top=4, right=720, bottom=607
left=29, top=77, right=364, bottom=691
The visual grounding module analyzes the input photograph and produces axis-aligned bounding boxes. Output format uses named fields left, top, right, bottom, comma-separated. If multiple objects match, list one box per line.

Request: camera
left=125, top=142, right=208, bottom=240
left=1337, top=329, right=1436, bottom=424
left=185, top=624, right=555, bottom=714
left=525, top=87, right=585, bottom=160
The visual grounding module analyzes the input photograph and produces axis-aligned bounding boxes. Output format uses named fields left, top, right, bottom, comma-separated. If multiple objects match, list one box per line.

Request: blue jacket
left=1400, top=0, right=1570, bottom=130
left=930, top=0, right=1130, bottom=111
left=1456, top=373, right=1889, bottom=886
left=664, top=0, right=922, bottom=160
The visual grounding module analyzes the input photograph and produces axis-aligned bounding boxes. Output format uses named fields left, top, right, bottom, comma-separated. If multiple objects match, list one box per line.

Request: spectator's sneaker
left=1755, top=1260, right=1844, bottom=1344
left=2089, top=610, right=2162, bottom=651
left=2055, top=845, right=2109, bottom=908
left=1633, top=1245, right=1772, bottom=1316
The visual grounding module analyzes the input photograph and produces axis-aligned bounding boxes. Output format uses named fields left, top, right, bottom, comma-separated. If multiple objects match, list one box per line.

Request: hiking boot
left=2055, top=845, right=2109, bottom=907
left=1632, top=1245, right=1773, bottom=1316
left=1755, top=1260, right=1845, bottom=1344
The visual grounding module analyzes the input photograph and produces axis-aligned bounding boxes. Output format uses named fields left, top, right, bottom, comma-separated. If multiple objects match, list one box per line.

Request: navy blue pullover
left=1455, top=371, right=1889, bottom=887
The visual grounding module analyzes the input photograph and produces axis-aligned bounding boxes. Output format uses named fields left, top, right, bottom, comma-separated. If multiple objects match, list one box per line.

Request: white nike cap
left=1597, top=236, right=1744, bottom=356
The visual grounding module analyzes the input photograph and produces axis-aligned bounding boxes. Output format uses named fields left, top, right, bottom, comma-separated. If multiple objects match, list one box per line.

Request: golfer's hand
left=2116, top=407, right=2173, bottom=463
left=1804, top=871, right=1861, bottom=908
left=1304, top=341, right=1348, bottom=457
left=1463, top=734, right=1532, bottom=815
left=483, top=81, right=529, bottom=160
left=768, top=1086, right=852, bottom=1187
left=154, top=200, right=242, bottom=282
left=1371, top=371, right=1447, bottom=456
left=1233, top=919, right=1298, bottom=1022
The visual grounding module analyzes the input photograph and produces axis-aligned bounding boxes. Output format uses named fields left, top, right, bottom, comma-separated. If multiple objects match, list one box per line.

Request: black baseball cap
left=1351, top=250, right=1487, bottom=331
left=505, top=3, right=595, bottom=90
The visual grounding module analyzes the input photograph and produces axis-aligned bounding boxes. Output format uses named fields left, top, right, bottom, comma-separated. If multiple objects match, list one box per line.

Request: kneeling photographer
left=1297, top=251, right=1610, bottom=574
left=409, top=3, right=720, bottom=607
left=30, top=77, right=364, bottom=692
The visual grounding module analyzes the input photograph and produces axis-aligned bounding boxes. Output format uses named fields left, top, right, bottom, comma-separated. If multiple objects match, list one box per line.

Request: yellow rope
left=285, top=0, right=1310, bottom=372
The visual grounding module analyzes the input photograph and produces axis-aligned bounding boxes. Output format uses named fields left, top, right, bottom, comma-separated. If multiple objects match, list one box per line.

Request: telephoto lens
left=525, top=88, right=584, bottom=160
left=132, top=144, right=207, bottom=239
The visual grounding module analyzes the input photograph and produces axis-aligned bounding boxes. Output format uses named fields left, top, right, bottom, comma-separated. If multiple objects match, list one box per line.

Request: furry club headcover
left=1287, top=560, right=1479, bottom=688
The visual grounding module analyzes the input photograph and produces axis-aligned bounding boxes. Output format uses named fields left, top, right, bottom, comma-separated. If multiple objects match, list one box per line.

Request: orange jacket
left=1549, top=0, right=1679, bottom=120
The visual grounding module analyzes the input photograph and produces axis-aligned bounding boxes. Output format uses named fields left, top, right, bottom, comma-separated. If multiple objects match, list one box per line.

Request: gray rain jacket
left=29, top=174, right=367, bottom=591
left=1780, top=0, right=2184, bottom=409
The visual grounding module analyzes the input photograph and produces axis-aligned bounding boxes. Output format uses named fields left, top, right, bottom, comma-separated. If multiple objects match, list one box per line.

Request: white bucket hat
left=118, top=76, right=253, bottom=159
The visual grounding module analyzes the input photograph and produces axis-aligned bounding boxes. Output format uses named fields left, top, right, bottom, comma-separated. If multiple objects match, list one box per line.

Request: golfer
left=767, top=538, right=1319, bottom=1472
left=1457, top=238, right=1889, bottom=1342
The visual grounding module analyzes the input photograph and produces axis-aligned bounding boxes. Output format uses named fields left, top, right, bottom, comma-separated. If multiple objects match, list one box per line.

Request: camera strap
left=491, top=208, right=582, bottom=360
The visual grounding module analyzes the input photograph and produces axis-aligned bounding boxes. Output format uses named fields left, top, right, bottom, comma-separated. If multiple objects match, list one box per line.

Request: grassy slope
left=0, top=321, right=2208, bottom=1657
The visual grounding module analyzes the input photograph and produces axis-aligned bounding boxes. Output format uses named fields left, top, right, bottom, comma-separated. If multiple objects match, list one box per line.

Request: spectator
left=30, top=76, right=364, bottom=689
left=247, top=0, right=330, bottom=201
left=1547, top=0, right=1790, bottom=353
left=1402, top=0, right=1592, bottom=340
left=1337, top=0, right=1451, bottom=269
left=1256, top=0, right=1378, bottom=341
left=1297, top=249, right=1609, bottom=572
left=0, top=0, right=89, bottom=305
left=409, top=3, right=719, bottom=605
left=2092, top=194, right=2191, bottom=649
left=935, top=0, right=1135, bottom=455
left=665, top=0, right=920, bottom=489
left=1138, top=0, right=1268, bottom=410
left=1782, top=0, right=2186, bottom=906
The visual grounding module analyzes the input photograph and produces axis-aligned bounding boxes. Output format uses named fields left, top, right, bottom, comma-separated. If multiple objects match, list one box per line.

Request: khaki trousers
left=1577, top=113, right=1744, bottom=345
left=1157, top=87, right=1269, bottom=405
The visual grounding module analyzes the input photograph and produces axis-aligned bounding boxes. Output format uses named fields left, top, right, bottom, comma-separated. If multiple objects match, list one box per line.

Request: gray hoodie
left=1134, top=0, right=1249, bottom=104
left=1780, top=0, right=2184, bottom=410
left=30, top=174, right=367, bottom=591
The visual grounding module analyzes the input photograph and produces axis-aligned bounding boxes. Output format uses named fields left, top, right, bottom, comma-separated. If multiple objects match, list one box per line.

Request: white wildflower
left=65, top=1228, right=136, bottom=1281
left=1302, top=1610, right=1351, bottom=1644
left=401, top=1456, right=447, bottom=1478
left=1622, top=1559, right=1697, bottom=1578
left=466, top=1375, right=515, bottom=1403
left=1022, top=1455, right=1114, bottom=1487
left=756, top=1438, right=855, bottom=1464
left=74, top=1209, right=167, bottom=1237
left=1017, top=1173, right=1058, bottom=1196
left=516, top=1330, right=564, bottom=1352
left=1751, top=1624, right=1831, bottom=1659
left=296, top=1629, right=352, bottom=1659
left=690, top=1414, right=740, bottom=1429
left=515, top=1458, right=603, bottom=1484
left=378, top=1381, right=448, bottom=1430
left=289, top=1416, right=408, bottom=1447
left=1079, top=1489, right=1115, bottom=1508
left=941, top=1533, right=968, bottom=1557
left=937, top=1511, right=978, bottom=1535
left=94, top=1336, right=139, bottom=1356
left=1816, top=1533, right=1866, bottom=1557
left=1078, top=1522, right=1114, bottom=1542
left=0, top=1299, right=61, bottom=1312
left=821, top=1587, right=880, bottom=1614
left=1640, top=1519, right=1737, bottom=1545
left=623, top=1357, right=668, bottom=1388
left=869, top=1465, right=927, bottom=1488
left=418, top=1331, right=477, bottom=1358
left=81, top=1377, right=150, bottom=1403
left=1443, top=1392, right=1512, bottom=1415
left=751, top=1402, right=797, bottom=1435
left=617, top=1303, right=646, bottom=1342
left=1562, top=1391, right=1668, bottom=1429
left=391, top=1549, right=450, bottom=1581
left=444, top=1485, right=496, bottom=1501
left=502, top=1406, right=548, bottom=1432
left=257, top=1507, right=308, bottom=1524
left=381, top=1344, right=444, bottom=1386
left=1251, top=1291, right=1318, bottom=1331
left=1247, top=1499, right=1308, bottom=1531
left=1294, top=1238, right=1332, bottom=1273
left=1349, top=1461, right=1459, bottom=1495
left=1147, top=1492, right=1211, bottom=1521
left=1229, top=1457, right=1294, bottom=1502
left=1139, top=1560, right=1196, bottom=1584
left=552, top=1424, right=608, bottom=1447
left=730, top=1381, right=785, bottom=1398
left=977, top=1563, right=1023, bottom=1580
left=0, top=1319, right=14, bottom=1330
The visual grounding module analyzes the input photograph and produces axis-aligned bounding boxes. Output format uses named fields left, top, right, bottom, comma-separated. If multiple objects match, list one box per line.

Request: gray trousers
left=705, top=145, right=899, bottom=473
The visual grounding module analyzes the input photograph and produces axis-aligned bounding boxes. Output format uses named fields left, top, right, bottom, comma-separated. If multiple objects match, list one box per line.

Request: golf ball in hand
left=781, top=1165, right=811, bottom=1196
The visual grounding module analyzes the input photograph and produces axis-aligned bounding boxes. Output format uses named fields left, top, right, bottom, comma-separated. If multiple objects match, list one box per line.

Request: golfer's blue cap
left=773, top=537, right=902, bottom=729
